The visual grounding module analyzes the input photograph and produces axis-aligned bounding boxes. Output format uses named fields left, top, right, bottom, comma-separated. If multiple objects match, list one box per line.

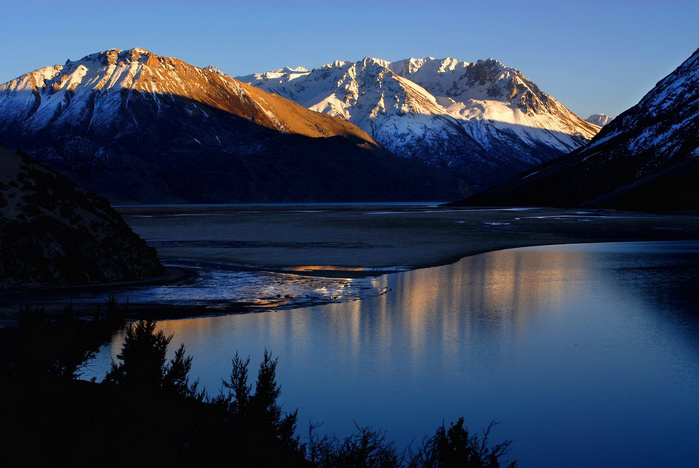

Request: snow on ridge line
left=0, top=46, right=385, bottom=150
left=233, top=53, right=600, bottom=189
left=0, top=47, right=599, bottom=192
left=240, top=55, right=597, bottom=138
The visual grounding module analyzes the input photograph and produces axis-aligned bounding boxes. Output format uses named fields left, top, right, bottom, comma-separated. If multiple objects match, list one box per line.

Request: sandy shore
left=121, top=205, right=699, bottom=274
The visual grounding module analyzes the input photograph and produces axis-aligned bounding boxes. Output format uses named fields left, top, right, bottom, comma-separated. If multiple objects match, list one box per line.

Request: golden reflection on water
left=92, top=242, right=699, bottom=468
left=158, top=316, right=222, bottom=341
left=383, top=248, right=587, bottom=351
left=150, top=247, right=589, bottom=373
left=286, top=266, right=370, bottom=272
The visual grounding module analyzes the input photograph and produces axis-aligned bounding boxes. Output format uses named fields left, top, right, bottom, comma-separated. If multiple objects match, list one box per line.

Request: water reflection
left=86, top=241, right=699, bottom=467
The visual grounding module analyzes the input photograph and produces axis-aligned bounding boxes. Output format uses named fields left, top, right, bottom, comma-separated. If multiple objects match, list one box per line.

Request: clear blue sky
left=1, top=0, right=697, bottom=119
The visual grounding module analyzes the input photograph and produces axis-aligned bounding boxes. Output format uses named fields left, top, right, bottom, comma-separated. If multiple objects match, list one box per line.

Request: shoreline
left=3, top=237, right=699, bottom=325
left=133, top=205, right=699, bottom=272
left=0, top=267, right=193, bottom=297
left=3, top=205, right=699, bottom=323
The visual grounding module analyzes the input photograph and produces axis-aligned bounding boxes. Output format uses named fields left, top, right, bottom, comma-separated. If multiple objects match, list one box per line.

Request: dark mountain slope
left=459, top=49, right=699, bottom=210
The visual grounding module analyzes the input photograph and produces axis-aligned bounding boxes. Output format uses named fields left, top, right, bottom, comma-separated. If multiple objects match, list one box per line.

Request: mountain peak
left=204, top=65, right=229, bottom=77
left=77, top=47, right=157, bottom=64
left=239, top=54, right=600, bottom=191
left=464, top=48, right=699, bottom=210
left=270, top=66, right=308, bottom=74
left=586, top=113, right=611, bottom=126
left=474, top=57, right=508, bottom=70
left=321, top=59, right=352, bottom=69
left=360, top=57, right=391, bottom=68
left=0, top=49, right=461, bottom=204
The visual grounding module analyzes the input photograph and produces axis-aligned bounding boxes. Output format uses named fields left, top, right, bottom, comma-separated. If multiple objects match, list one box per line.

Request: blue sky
left=1, top=0, right=696, bottom=118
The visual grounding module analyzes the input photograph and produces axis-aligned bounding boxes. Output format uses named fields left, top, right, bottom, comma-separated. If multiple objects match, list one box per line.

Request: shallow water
left=85, top=241, right=699, bottom=467
left=4, top=259, right=384, bottom=311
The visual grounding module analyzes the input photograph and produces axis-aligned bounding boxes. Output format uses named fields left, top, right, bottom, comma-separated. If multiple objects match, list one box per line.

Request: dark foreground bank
left=1, top=301, right=517, bottom=467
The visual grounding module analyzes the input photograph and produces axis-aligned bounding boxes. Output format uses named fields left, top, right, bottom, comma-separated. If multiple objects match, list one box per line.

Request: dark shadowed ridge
left=0, top=48, right=462, bottom=203
left=454, top=48, right=699, bottom=211
left=0, top=145, right=163, bottom=289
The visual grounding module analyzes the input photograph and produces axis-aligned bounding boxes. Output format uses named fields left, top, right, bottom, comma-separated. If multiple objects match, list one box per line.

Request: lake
left=84, top=240, right=699, bottom=467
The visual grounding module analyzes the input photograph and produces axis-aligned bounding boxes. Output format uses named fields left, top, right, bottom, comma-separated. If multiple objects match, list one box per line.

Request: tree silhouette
left=163, top=343, right=203, bottom=399
left=250, top=350, right=298, bottom=444
left=221, top=351, right=251, bottom=414
left=408, top=419, right=516, bottom=468
left=105, top=319, right=200, bottom=398
left=218, top=349, right=303, bottom=465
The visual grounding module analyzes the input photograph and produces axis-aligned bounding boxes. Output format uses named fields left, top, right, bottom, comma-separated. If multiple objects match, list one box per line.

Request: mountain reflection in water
left=87, top=241, right=699, bottom=468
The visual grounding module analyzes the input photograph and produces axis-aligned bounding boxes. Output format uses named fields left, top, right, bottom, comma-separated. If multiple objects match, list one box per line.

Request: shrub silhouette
left=306, top=422, right=402, bottom=467
left=105, top=319, right=201, bottom=398
left=408, top=419, right=516, bottom=467
left=1, top=299, right=125, bottom=381
left=304, top=418, right=517, bottom=467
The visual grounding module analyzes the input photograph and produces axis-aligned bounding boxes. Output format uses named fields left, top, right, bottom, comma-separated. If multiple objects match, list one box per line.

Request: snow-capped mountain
left=463, top=49, right=699, bottom=210
left=586, top=113, right=612, bottom=126
left=0, top=48, right=460, bottom=203
left=0, top=48, right=378, bottom=144
left=239, top=56, right=600, bottom=191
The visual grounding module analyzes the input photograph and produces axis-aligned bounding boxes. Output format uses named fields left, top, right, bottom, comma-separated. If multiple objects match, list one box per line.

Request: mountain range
left=462, top=48, right=699, bottom=210
left=1, top=48, right=694, bottom=209
left=0, top=48, right=460, bottom=203
left=239, top=56, right=600, bottom=192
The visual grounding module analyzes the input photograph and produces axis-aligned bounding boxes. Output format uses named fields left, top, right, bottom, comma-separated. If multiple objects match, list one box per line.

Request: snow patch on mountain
left=464, top=48, right=699, bottom=210
left=239, top=56, right=600, bottom=189
left=0, top=48, right=380, bottom=146
left=586, top=113, right=612, bottom=126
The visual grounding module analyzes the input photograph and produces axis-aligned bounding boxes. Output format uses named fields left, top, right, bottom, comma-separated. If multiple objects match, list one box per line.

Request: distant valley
left=586, top=113, right=612, bottom=127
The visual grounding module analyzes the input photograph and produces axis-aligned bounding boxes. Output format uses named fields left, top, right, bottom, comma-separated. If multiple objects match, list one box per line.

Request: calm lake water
left=85, top=241, right=699, bottom=467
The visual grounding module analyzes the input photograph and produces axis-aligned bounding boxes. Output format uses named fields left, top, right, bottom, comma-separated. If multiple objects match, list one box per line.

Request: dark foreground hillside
left=0, top=145, right=162, bottom=289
